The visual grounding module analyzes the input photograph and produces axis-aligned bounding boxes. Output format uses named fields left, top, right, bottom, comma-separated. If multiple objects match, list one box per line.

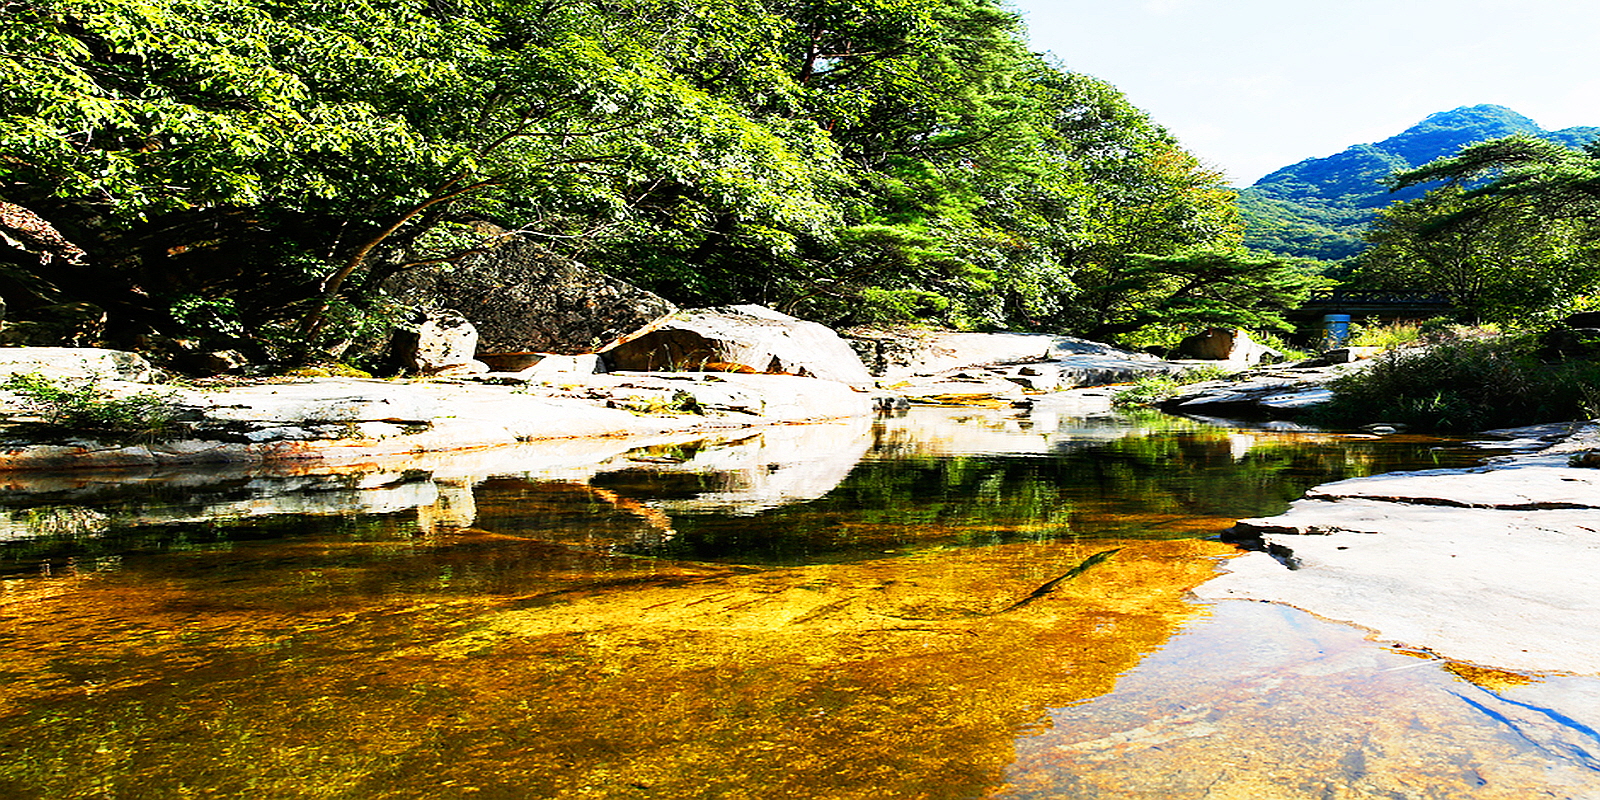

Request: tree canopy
left=0, top=0, right=1250, bottom=361
left=1351, top=135, right=1600, bottom=323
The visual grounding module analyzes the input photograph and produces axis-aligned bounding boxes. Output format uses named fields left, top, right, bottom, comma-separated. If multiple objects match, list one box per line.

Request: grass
left=1345, top=320, right=1424, bottom=350
left=612, top=389, right=705, bottom=415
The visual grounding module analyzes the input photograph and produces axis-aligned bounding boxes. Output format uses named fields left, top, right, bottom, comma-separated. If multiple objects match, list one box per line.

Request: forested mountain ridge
left=1240, top=105, right=1600, bottom=260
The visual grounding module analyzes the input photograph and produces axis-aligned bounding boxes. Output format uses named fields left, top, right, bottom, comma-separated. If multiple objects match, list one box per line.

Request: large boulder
left=599, top=305, right=873, bottom=387
left=1176, top=328, right=1281, bottom=366
left=1542, top=311, right=1600, bottom=358
left=383, top=235, right=676, bottom=355
left=0, top=301, right=106, bottom=346
left=1158, top=361, right=1369, bottom=418
left=1566, top=310, right=1600, bottom=328
left=389, top=308, right=486, bottom=376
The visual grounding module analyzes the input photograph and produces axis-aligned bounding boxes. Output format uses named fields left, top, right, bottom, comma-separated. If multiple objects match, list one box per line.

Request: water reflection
left=0, top=407, right=1584, bottom=798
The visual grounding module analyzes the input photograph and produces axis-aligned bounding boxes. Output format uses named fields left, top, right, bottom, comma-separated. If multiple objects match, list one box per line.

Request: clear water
left=0, top=407, right=1594, bottom=798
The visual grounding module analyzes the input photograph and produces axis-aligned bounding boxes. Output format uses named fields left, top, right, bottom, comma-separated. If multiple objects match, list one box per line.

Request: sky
left=1007, top=0, right=1600, bottom=186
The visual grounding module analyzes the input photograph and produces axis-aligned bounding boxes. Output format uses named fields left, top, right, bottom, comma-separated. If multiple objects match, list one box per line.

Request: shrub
left=1347, top=319, right=1423, bottom=350
left=1249, top=330, right=1311, bottom=362
left=1315, top=335, right=1600, bottom=431
left=2, top=373, right=183, bottom=442
left=611, top=389, right=704, bottom=415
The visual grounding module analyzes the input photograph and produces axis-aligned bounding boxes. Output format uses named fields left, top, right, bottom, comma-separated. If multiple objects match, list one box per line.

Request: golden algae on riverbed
left=0, top=533, right=1232, bottom=798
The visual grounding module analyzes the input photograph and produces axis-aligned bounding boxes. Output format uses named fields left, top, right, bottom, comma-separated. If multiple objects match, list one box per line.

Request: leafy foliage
left=1350, top=135, right=1600, bottom=323
left=2, top=372, right=181, bottom=441
left=1, top=0, right=1250, bottom=359
left=1080, top=249, right=1322, bottom=341
left=1344, top=320, right=1424, bottom=350
left=1352, top=187, right=1600, bottom=322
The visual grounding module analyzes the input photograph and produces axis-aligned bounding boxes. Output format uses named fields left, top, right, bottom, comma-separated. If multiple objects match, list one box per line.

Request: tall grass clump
left=1316, top=335, right=1600, bottom=431
left=1346, top=320, right=1424, bottom=350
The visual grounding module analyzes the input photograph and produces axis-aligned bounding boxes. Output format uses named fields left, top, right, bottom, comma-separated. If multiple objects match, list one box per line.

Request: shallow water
left=0, top=407, right=1595, bottom=798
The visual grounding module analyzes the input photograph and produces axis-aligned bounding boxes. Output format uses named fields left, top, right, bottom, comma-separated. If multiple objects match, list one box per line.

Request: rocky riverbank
left=0, top=366, right=872, bottom=472
left=0, top=328, right=1218, bottom=472
left=1196, top=420, right=1600, bottom=675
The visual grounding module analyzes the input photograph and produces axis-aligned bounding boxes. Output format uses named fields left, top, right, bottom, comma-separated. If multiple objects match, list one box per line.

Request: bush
left=1315, top=335, right=1600, bottom=431
left=1346, top=319, right=1423, bottom=350
left=2, top=373, right=183, bottom=442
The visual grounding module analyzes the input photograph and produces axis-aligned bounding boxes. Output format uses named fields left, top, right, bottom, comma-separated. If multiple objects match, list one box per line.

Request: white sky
left=1008, top=0, right=1600, bottom=186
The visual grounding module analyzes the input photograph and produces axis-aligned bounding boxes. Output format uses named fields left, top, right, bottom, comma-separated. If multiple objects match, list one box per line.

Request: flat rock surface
left=1197, top=422, right=1600, bottom=674
left=1162, top=361, right=1365, bottom=417
left=0, top=372, right=873, bottom=471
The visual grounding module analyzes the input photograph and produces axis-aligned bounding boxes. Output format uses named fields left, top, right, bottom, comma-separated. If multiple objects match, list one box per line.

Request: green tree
left=1, top=0, right=844, bottom=353
left=1081, top=249, right=1319, bottom=340
left=1, top=0, right=1251, bottom=360
left=1392, top=134, right=1600, bottom=212
left=1354, top=185, right=1597, bottom=321
left=1356, top=135, right=1600, bottom=322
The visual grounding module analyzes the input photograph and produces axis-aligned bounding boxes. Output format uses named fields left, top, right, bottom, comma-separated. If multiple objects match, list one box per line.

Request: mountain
left=1239, top=105, right=1600, bottom=261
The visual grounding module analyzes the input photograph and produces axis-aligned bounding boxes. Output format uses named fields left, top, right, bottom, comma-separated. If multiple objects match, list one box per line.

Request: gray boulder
left=390, top=308, right=485, bottom=376
left=383, top=235, right=675, bottom=355
left=1177, top=328, right=1281, bottom=366
left=0, top=302, right=106, bottom=347
left=1159, top=361, right=1365, bottom=418
left=1566, top=311, right=1600, bottom=328
left=479, top=352, right=606, bottom=376
left=600, top=305, right=873, bottom=386
left=842, top=327, right=1141, bottom=379
left=1541, top=311, right=1600, bottom=358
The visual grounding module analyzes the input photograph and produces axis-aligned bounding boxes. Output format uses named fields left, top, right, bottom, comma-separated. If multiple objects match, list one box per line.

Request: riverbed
left=0, top=406, right=1596, bottom=798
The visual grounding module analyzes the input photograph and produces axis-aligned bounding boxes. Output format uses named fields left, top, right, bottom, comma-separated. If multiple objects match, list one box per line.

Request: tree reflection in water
left=1, top=407, right=1577, bottom=799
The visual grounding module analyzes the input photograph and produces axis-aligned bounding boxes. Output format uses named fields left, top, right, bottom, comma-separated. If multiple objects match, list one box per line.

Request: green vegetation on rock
left=1, top=372, right=181, bottom=442
left=1111, top=367, right=1234, bottom=409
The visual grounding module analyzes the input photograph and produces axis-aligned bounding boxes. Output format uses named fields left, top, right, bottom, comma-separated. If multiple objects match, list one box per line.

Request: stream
left=1, top=406, right=1597, bottom=798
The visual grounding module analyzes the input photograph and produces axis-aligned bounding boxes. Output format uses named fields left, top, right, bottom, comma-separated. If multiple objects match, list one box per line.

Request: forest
left=0, top=0, right=1319, bottom=365
left=2, top=0, right=1597, bottom=370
